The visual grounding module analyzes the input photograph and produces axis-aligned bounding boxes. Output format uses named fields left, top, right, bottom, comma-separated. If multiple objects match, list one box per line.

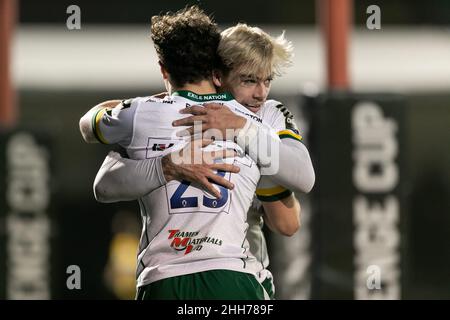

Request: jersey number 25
left=167, top=170, right=231, bottom=214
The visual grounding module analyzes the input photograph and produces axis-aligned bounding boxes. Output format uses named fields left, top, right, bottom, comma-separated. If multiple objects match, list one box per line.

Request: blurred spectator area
left=8, top=0, right=450, bottom=299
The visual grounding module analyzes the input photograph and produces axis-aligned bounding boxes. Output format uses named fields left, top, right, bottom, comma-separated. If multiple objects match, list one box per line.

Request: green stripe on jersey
left=278, top=129, right=303, bottom=143
left=91, top=108, right=108, bottom=144
left=172, top=90, right=234, bottom=102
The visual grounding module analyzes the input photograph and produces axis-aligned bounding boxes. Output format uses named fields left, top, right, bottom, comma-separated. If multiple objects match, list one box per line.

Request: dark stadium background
left=0, top=0, right=449, bottom=299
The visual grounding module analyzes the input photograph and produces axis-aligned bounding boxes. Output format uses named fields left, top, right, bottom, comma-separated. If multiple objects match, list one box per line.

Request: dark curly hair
left=150, top=6, right=222, bottom=88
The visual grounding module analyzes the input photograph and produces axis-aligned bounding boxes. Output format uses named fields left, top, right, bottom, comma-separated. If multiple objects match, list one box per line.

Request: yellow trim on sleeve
left=93, top=108, right=109, bottom=144
left=277, top=129, right=302, bottom=141
left=256, top=185, right=288, bottom=197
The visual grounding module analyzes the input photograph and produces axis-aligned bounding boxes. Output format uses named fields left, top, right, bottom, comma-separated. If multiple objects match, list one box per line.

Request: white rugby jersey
left=92, top=90, right=286, bottom=287
left=245, top=99, right=304, bottom=282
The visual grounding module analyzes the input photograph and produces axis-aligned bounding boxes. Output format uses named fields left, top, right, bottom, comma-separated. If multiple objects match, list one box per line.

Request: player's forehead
left=229, top=67, right=273, bottom=81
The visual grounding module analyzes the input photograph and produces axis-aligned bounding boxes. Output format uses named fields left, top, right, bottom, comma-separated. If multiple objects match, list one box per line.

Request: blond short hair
left=218, top=23, right=293, bottom=78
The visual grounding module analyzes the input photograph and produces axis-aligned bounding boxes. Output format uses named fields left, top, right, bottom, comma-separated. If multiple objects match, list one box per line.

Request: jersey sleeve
left=265, top=99, right=303, bottom=142
left=255, top=100, right=303, bottom=201
left=91, top=98, right=137, bottom=146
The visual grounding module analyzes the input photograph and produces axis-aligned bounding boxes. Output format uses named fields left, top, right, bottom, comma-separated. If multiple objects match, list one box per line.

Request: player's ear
left=159, top=61, right=169, bottom=80
left=212, top=69, right=222, bottom=87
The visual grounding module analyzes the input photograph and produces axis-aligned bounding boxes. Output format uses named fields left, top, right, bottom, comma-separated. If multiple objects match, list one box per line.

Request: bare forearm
left=262, top=194, right=301, bottom=236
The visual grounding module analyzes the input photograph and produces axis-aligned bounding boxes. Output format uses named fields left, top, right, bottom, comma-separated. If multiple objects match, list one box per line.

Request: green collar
left=172, top=90, right=234, bottom=102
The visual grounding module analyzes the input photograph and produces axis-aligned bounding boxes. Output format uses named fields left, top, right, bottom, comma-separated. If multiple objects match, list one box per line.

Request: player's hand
left=172, top=103, right=247, bottom=139
left=162, top=138, right=240, bottom=199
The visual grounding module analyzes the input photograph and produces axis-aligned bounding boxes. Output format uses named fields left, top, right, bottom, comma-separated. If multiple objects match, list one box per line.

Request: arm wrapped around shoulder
left=236, top=119, right=315, bottom=194
left=93, top=151, right=166, bottom=203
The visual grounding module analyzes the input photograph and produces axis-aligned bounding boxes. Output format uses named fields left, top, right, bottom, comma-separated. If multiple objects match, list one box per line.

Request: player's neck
left=172, top=80, right=217, bottom=95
